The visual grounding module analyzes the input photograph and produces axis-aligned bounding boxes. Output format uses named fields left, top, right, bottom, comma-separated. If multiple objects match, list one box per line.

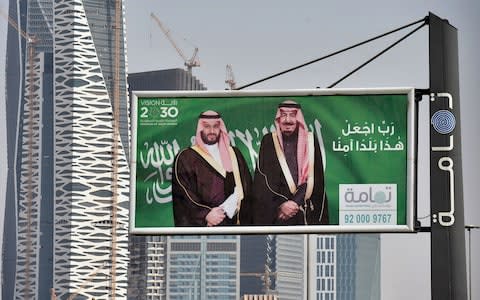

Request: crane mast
left=109, top=0, right=123, bottom=298
left=3, top=3, right=123, bottom=298
left=225, top=64, right=237, bottom=89
left=150, top=12, right=200, bottom=73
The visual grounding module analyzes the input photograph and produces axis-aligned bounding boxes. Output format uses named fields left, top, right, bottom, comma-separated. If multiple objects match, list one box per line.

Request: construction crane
left=150, top=12, right=200, bottom=74
left=2, top=4, right=121, bottom=298
left=1, top=7, right=38, bottom=299
left=240, top=264, right=277, bottom=295
left=225, top=64, right=237, bottom=90
left=50, top=288, right=57, bottom=300
left=110, top=0, right=123, bottom=298
left=240, top=264, right=304, bottom=295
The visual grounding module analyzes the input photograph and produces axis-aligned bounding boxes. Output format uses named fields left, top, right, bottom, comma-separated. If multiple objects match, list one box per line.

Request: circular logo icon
left=431, top=110, right=456, bottom=134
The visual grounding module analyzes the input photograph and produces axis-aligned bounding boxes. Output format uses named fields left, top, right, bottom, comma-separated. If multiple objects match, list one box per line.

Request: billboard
left=130, top=88, right=416, bottom=234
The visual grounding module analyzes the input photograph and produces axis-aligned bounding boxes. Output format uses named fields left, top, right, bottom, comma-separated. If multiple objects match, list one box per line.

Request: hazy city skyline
left=124, top=1, right=480, bottom=299
left=1, top=1, right=479, bottom=299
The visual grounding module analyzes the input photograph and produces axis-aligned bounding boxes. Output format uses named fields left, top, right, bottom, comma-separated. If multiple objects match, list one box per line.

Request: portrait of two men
left=171, top=100, right=329, bottom=227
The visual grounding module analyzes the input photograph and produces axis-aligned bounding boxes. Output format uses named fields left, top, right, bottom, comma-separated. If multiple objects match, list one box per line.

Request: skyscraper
left=310, top=234, right=381, bottom=300
left=309, top=235, right=337, bottom=300
left=250, top=233, right=380, bottom=300
left=336, top=234, right=381, bottom=300
left=126, top=68, right=206, bottom=300
left=240, top=235, right=271, bottom=296
left=275, top=235, right=307, bottom=300
left=2, top=0, right=130, bottom=299
left=167, top=235, right=240, bottom=300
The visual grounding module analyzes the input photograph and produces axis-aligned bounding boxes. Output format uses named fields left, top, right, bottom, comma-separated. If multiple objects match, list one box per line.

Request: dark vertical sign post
left=429, top=12, right=468, bottom=300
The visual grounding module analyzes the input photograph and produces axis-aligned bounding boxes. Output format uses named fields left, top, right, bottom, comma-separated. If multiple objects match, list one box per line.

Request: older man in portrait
left=252, top=100, right=328, bottom=225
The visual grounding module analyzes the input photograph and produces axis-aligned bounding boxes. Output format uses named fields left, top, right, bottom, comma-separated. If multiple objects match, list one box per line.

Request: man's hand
left=278, top=200, right=300, bottom=221
left=206, top=207, right=226, bottom=226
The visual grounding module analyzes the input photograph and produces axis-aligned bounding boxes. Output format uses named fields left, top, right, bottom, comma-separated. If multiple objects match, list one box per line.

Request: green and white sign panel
left=130, top=88, right=416, bottom=234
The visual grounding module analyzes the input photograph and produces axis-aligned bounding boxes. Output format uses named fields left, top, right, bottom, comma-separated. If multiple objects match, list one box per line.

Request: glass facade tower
left=310, top=234, right=381, bottom=300
left=167, top=235, right=240, bottom=300
left=275, top=235, right=307, bottom=300
left=126, top=68, right=206, bottom=300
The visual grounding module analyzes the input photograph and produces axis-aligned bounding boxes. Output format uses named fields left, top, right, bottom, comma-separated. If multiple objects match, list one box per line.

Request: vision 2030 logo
left=139, top=98, right=179, bottom=120
left=339, top=184, right=397, bottom=210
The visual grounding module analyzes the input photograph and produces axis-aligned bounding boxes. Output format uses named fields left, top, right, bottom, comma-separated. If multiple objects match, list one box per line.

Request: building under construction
left=2, top=0, right=129, bottom=299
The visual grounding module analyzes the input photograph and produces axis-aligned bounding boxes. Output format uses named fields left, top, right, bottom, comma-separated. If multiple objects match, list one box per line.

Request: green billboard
left=130, top=88, right=416, bottom=234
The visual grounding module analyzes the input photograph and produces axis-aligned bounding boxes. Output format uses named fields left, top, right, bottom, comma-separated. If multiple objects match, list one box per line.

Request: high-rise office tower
left=167, top=235, right=240, bottom=300
left=257, top=234, right=381, bottom=300
left=128, top=69, right=206, bottom=92
left=275, top=235, right=307, bottom=300
left=310, top=234, right=381, bottom=300
left=309, top=235, right=337, bottom=300
left=2, top=0, right=130, bottom=299
left=126, top=69, right=206, bottom=300
left=336, top=234, right=381, bottom=300
left=239, top=235, right=271, bottom=296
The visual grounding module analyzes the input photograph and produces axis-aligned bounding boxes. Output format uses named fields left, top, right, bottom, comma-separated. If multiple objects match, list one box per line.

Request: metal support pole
left=429, top=12, right=468, bottom=300
left=468, top=227, right=471, bottom=300
left=465, top=225, right=479, bottom=300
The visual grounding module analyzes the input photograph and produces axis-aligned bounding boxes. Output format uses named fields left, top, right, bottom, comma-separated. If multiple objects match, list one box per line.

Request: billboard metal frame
left=130, top=87, right=417, bottom=235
